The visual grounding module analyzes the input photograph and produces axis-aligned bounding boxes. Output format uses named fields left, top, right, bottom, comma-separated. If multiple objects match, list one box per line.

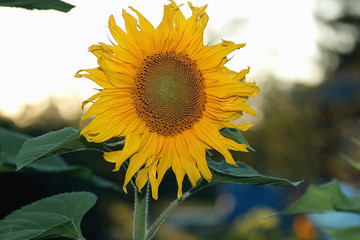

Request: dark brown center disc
left=132, top=52, right=206, bottom=136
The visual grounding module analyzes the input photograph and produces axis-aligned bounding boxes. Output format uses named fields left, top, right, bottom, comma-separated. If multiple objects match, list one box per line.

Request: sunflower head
left=76, top=1, right=259, bottom=199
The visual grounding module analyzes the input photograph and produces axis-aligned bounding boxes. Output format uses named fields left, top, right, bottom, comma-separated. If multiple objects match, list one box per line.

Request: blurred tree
left=315, top=0, right=360, bottom=72
left=314, top=0, right=360, bottom=183
left=236, top=0, right=360, bottom=185
left=236, top=80, right=326, bottom=185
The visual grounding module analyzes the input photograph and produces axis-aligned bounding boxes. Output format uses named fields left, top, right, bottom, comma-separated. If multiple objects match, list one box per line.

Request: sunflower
left=76, top=1, right=259, bottom=199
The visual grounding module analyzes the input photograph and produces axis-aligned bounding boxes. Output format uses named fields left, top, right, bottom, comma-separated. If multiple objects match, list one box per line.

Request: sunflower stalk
left=145, top=179, right=210, bottom=240
left=133, top=182, right=150, bottom=240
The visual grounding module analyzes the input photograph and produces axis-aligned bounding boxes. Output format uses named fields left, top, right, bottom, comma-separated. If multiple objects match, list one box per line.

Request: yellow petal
left=155, top=4, right=173, bottom=51
left=175, top=135, right=201, bottom=187
left=234, top=67, right=250, bottom=82
left=108, top=15, right=143, bottom=58
left=104, top=133, right=141, bottom=172
left=193, top=120, right=236, bottom=165
left=221, top=136, right=248, bottom=152
left=75, top=68, right=115, bottom=89
left=123, top=153, right=146, bottom=193
left=88, top=44, right=104, bottom=58
left=148, top=162, right=160, bottom=200
left=222, top=122, right=255, bottom=132
left=183, top=131, right=212, bottom=182
left=122, top=9, right=140, bottom=38
left=122, top=131, right=158, bottom=191
left=196, top=40, right=245, bottom=69
left=135, top=168, right=149, bottom=192
left=129, top=6, right=155, bottom=34
left=156, top=140, right=173, bottom=183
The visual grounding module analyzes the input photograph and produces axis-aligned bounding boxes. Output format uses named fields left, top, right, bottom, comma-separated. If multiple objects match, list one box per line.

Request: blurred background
left=1, top=0, right=360, bottom=239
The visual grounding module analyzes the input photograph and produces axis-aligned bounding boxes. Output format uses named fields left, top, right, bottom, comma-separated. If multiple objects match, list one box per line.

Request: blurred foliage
left=340, top=126, right=360, bottom=170
left=283, top=180, right=360, bottom=215
left=222, top=207, right=301, bottom=240
left=282, top=179, right=360, bottom=240
left=315, top=0, right=360, bottom=72
left=237, top=78, right=360, bottom=189
left=235, top=81, right=323, bottom=182
left=281, top=122, right=360, bottom=240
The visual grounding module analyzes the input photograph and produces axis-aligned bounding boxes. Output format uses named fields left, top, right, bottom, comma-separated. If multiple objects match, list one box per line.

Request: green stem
left=145, top=182, right=210, bottom=240
left=133, top=183, right=149, bottom=240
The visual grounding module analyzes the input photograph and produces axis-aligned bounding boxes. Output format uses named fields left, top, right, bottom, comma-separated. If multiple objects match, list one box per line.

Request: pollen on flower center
left=132, top=52, right=206, bottom=136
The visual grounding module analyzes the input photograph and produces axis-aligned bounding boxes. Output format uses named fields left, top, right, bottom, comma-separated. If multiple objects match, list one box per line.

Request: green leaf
left=326, top=226, right=360, bottom=240
left=207, top=159, right=301, bottom=187
left=220, top=128, right=255, bottom=151
left=0, top=127, right=120, bottom=191
left=0, top=0, right=75, bottom=12
left=282, top=180, right=360, bottom=215
left=146, top=160, right=300, bottom=240
left=0, top=192, right=97, bottom=240
left=30, top=163, right=121, bottom=192
left=15, top=127, right=107, bottom=170
left=145, top=160, right=300, bottom=240
left=0, top=127, right=66, bottom=171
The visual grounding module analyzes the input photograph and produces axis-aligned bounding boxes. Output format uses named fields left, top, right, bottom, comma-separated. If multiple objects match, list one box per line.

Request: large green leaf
left=15, top=127, right=107, bottom=170
left=0, top=192, right=96, bottom=240
left=281, top=180, right=360, bottom=240
left=207, top=159, right=301, bottom=187
left=282, top=180, right=360, bottom=214
left=0, top=127, right=65, bottom=171
left=146, top=160, right=300, bottom=240
left=30, top=163, right=121, bottom=192
left=0, top=0, right=75, bottom=12
left=0, top=127, right=120, bottom=191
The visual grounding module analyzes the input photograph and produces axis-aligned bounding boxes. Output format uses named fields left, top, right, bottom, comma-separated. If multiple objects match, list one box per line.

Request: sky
left=0, top=0, right=322, bottom=118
